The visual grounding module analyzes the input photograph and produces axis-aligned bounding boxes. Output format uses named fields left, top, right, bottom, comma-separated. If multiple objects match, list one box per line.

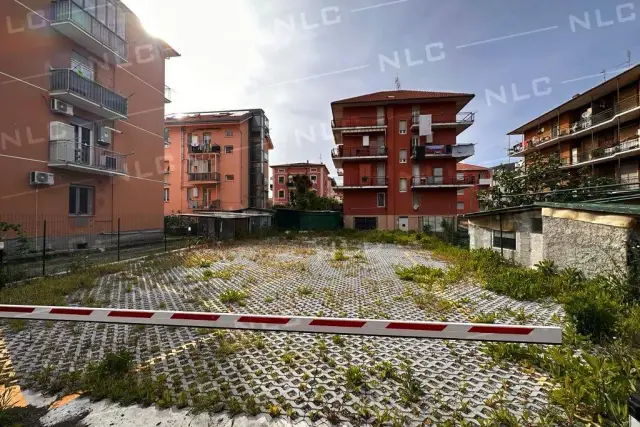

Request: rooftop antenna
left=394, top=74, right=401, bottom=90
left=627, top=50, right=632, bottom=69
left=601, top=69, right=607, bottom=82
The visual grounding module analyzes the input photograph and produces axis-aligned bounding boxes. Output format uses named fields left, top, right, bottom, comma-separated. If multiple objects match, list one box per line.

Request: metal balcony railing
left=331, top=146, right=387, bottom=157
left=49, top=140, right=126, bottom=174
left=412, top=176, right=476, bottom=186
left=332, top=117, right=387, bottom=128
left=188, top=145, right=220, bottom=154
left=191, top=200, right=221, bottom=210
left=560, top=137, right=640, bottom=166
left=411, top=112, right=475, bottom=126
left=50, top=69, right=128, bottom=117
left=188, top=172, right=221, bottom=182
left=340, top=176, right=388, bottom=187
left=510, top=95, right=640, bottom=155
left=51, top=0, right=128, bottom=61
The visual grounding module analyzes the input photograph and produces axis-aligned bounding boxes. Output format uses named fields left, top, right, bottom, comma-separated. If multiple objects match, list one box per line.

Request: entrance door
left=398, top=216, right=409, bottom=231
left=73, top=124, right=92, bottom=166
left=203, top=188, right=211, bottom=206
left=412, top=164, right=420, bottom=185
left=571, top=147, right=579, bottom=164
left=376, top=163, right=385, bottom=186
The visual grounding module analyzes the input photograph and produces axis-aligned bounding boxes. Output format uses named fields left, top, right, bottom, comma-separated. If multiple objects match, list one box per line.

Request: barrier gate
left=0, top=305, right=562, bottom=344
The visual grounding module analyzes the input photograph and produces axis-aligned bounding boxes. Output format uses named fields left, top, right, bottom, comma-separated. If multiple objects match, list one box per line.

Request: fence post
left=42, top=219, right=46, bottom=276
left=117, top=218, right=121, bottom=262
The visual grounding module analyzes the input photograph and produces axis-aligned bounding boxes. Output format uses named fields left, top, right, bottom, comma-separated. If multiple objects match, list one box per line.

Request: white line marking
left=265, top=65, right=371, bottom=87
left=456, top=26, right=559, bottom=49
left=351, top=0, right=409, bottom=13
left=561, top=65, right=639, bottom=84
left=0, top=70, right=48, bottom=92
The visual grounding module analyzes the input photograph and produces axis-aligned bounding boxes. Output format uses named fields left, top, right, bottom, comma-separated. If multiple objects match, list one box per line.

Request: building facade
left=164, top=110, right=273, bottom=214
left=0, top=0, right=177, bottom=241
left=331, top=90, right=476, bottom=231
left=456, top=163, right=492, bottom=214
left=271, top=162, right=334, bottom=205
left=508, top=65, right=640, bottom=185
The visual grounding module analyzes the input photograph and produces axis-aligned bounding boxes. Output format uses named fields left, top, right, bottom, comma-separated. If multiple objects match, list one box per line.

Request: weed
left=263, top=296, right=274, bottom=303
left=158, top=302, right=168, bottom=310
left=268, top=403, right=282, bottom=417
left=470, top=311, right=498, bottom=324
left=331, top=335, right=345, bottom=346
left=219, top=289, right=249, bottom=305
left=333, top=249, right=348, bottom=261
left=297, top=285, right=313, bottom=296
left=345, top=365, right=365, bottom=391
left=8, top=319, right=25, bottom=332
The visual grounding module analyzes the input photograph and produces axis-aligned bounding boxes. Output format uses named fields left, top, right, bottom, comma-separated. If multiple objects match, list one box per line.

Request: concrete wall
left=468, top=210, right=543, bottom=268
left=543, top=215, right=630, bottom=278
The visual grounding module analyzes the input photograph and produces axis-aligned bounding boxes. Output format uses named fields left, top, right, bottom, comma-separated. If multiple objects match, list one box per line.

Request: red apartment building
left=0, top=0, right=178, bottom=248
left=456, top=163, right=492, bottom=214
left=164, top=110, right=273, bottom=214
left=331, top=90, right=476, bottom=231
left=271, top=162, right=334, bottom=205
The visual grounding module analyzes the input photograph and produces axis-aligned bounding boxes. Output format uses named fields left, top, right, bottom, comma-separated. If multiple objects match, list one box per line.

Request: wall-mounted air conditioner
left=97, top=126, right=112, bottom=145
left=49, top=121, right=74, bottom=141
left=51, top=99, right=73, bottom=116
left=29, top=171, right=54, bottom=186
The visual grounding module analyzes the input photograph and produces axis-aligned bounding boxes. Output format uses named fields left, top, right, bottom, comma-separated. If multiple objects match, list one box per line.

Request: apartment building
left=164, top=110, right=273, bottom=214
left=456, top=163, right=492, bottom=214
left=508, top=65, right=640, bottom=184
left=0, top=0, right=178, bottom=236
left=331, top=90, right=476, bottom=231
left=271, top=162, right=334, bottom=205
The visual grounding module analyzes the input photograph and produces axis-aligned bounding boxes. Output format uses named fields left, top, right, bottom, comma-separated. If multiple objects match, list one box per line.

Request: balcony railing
left=188, top=144, right=220, bottom=154
left=412, top=176, right=476, bottom=186
left=50, top=69, right=128, bottom=118
left=340, top=176, right=388, bottom=187
left=510, top=95, right=640, bottom=155
left=411, top=112, right=475, bottom=126
left=332, top=117, right=387, bottom=128
left=49, top=140, right=126, bottom=175
left=332, top=146, right=387, bottom=158
left=191, top=200, right=221, bottom=210
left=561, top=137, right=640, bottom=167
left=188, top=172, right=221, bottom=182
left=51, top=0, right=128, bottom=63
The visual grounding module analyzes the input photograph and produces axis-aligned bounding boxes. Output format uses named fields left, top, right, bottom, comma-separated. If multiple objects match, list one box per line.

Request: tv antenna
left=394, top=74, right=401, bottom=90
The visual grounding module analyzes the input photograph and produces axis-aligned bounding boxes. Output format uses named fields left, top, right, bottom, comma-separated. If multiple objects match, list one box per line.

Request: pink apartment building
left=164, top=110, right=273, bottom=214
left=271, top=162, right=335, bottom=205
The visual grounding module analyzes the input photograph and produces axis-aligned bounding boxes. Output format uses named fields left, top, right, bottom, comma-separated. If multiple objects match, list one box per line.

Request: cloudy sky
left=125, top=0, right=639, bottom=176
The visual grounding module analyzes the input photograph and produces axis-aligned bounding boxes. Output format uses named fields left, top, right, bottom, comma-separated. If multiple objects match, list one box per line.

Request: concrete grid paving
left=0, top=238, right=565, bottom=425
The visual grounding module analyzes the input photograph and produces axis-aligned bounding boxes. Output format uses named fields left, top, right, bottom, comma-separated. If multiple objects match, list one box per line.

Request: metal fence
left=0, top=215, right=195, bottom=285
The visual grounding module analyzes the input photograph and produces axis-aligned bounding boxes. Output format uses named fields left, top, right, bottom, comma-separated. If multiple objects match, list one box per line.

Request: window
left=411, top=136, right=419, bottom=147
left=412, top=192, right=420, bottom=207
left=278, top=190, right=285, bottom=199
left=362, top=135, right=370, bottom=146
left=377, top=192, right=386, bottom=207
left=85, top=0, right=96, bottom=16
left=457, top=189, right=464, bottom=195
left=96, top=0, right=106, bottom=24
left=399, top=178, right=408, bottom=192
left=399, top=149, right=407, bottom=164
left=493, top=231, right=516, bottom=250
left=224, top=145, right=233, bottom=154
left=164, top=188, right=169, bottom=202
left=203, top=132, right=211, bottom=146
left=116, top=5, right=126, bottom=39
left=433, top=168, right=443, bottom=176
left=71, top=52, right=94, bottom=81
left=310, top=175, right=317, bottom=182
left=457, top=202, right=464, bottom=210
left=106, top=0, right=116, bottom=32
left=225, top=130, right=233, bottom=137
left=225, top=174, right=234, bottom=181
left=69, top=185, right=94, bottom=215
left=278, top=176, right=285, bottom=184
left=456, top=173, right=465, bottom=181
left=278, top=168, right=285, bottom=172
left=399, top=120, right=407, bottom=134
left=310, top=168, right=318, bottom=172
left=531, top=217, right=543, bottom=234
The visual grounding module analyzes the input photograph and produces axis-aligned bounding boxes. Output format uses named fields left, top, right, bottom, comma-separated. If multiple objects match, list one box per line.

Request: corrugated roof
left=535, top=202, right=640, bottom=216
left=457, top=163, right=490, bottom=171
left=332, top=90, right=474, bottom=105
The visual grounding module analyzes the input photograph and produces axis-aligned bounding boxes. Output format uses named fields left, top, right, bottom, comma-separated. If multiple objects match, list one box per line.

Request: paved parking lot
left=0, top=238, right=564, bottom=425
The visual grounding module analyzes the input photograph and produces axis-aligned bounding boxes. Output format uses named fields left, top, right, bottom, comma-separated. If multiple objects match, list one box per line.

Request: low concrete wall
left=543, top=216, right=630, bottom=278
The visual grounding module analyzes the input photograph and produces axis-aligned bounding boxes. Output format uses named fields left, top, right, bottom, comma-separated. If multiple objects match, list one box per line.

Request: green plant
left=345, top=365, right=365, bottom=391
left=563, top=280, right=622, bottom=342
left=470, top=311, right=498, bottom=324
left=297, top=285, right=313, bottom=296
left=333, top=249, right=348, bottom=261
left=535, top=259, right=557, bottom=276
left=331, top=335, right=345, bottom=346
left=219, top=289, right=249, bottom=305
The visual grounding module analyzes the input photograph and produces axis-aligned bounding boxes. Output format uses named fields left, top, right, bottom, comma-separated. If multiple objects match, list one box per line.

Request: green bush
left=563, top=280, right=623, bottom=342
left=484, top=268, right=555, bottom=301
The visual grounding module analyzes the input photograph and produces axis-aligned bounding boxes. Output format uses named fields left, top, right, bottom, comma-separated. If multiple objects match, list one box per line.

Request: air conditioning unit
left=30, top=171, right=54, bottom=186
left=100, top=155, right=117, bottom=170
left=50, top=121, right=74, bottom=141
left=97, top=126, right=112, bottom=145
left=51, top=99, right=73, bottom=116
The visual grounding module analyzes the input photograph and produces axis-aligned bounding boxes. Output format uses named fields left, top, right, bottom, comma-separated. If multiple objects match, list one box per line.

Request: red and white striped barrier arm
left=0, top=305, right=562, bottom=344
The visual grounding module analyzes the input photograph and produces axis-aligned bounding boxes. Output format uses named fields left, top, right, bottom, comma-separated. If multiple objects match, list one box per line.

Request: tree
left=284, top=174, right=342, bottom=211
left=478, top=152, right=617, bottom=209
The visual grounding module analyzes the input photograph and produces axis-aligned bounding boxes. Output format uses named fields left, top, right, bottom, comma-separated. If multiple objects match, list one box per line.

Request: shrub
left=563, top=280, right=623, bottom=342
left=484, top=268, right=555, bottom=301
left=534, top=259, right=557, bottom=276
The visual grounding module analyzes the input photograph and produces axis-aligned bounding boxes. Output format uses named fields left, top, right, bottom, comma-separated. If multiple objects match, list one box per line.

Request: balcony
left=164, top=86, right=172, bottom=103
left=188, top=172, right=221, bottom=183
left=561, top=137, right=640, bottom=169
left=332, top=146, right=387, bottom=168
left=190, top=200, right=221, bottom=210
left=412, top=143, right=475, bottom=160
left=50, top=69, right=128, bottom=119
left=50, top=0, right=128, bottom=65
left=411, top=175, right=475, bottom=188
left=332, top=116, right=387, bottom=133
left=49, top=140, right=126, bottom=176
left=411, top=112, right=475, bottom=135
left=188, top=145, right=220, bottom=155
left=337, top=176, right=388, bottom=189
left=510, top=95, right=640, bottom=156
left=478, top=178, right=492, bottom=186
